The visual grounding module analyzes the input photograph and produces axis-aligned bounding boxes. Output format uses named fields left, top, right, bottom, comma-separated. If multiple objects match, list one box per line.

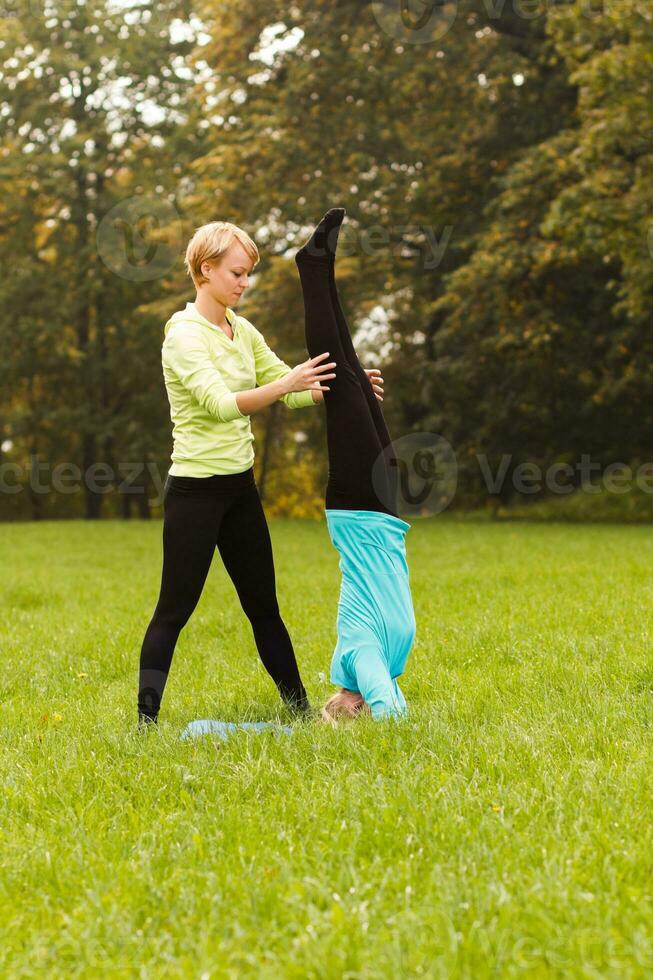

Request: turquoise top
left=325, top=509, right=416, bottom=719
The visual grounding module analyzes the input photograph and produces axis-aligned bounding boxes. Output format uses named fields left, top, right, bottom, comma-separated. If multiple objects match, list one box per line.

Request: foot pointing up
left=295, top=207, right=346, bottom=266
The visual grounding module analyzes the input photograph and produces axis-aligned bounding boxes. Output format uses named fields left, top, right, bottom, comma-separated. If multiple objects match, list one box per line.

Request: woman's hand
left=282, top=352, right=336, bottom=395
left=364, top=368, right=384, bottom=402
left=312, top=367, right=384, bottom=404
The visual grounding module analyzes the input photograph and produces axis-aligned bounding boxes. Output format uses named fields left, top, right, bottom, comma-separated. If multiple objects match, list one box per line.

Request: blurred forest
left=0, top=0, right=651, bottom=520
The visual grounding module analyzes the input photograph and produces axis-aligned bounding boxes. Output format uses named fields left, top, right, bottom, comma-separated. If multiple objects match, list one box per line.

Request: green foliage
left=0, top=0, right=198, bottom=518
left=0, top=0, right=649, bottom=519
left=418, top=0, right=653, bottom=497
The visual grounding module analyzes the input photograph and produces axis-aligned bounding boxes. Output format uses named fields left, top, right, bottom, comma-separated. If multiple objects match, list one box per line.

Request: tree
left=0, top=0, right=197, bottom=518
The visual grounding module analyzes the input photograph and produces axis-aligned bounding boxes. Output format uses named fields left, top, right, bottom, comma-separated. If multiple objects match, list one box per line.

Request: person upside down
left=295, top=208, right=417, bottom=725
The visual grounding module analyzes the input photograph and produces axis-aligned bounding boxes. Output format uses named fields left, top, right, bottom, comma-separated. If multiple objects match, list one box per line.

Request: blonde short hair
left=320, top=688, right=370, bottom=727
left=184, top=221, right=260, bottom=289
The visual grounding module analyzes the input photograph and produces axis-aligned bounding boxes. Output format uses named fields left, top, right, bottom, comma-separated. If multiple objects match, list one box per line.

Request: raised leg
left=295, top=209, right=397, bottom=516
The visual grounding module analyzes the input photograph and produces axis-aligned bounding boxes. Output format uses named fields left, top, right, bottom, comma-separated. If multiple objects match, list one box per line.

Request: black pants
left=137, top=467, right=308, bottom=722
left=295, top=253, right=398, bottom=516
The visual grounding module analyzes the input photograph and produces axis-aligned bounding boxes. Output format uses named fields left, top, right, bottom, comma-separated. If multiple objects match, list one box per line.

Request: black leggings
left=137, top=467, right=308, bottom=722
left=295, top=249, right=398, bottom=516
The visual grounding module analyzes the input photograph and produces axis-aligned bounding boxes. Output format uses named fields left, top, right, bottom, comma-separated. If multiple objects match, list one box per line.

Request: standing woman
left=137, top=221, right=337, bottom=727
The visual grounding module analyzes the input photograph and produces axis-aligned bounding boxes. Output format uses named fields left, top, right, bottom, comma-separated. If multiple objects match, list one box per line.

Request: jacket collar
left=184, top=302, right=237, bottom=337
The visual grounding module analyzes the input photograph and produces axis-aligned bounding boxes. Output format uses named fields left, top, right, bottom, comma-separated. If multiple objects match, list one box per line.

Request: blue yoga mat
left=180, top=719, right=293, bottom=741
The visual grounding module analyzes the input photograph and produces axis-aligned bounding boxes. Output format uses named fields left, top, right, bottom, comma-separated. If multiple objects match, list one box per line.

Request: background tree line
left=0, top=0, right=650, bottom=520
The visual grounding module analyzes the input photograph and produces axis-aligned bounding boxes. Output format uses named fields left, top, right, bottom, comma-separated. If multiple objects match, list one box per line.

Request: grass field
left=1, top=516, right=653, bottom=978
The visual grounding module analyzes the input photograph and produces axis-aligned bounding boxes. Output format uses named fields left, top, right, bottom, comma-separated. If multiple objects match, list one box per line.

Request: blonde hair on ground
left=320, top=689, right=370, bottom=727
left=184, top=221, right=260, bottom=289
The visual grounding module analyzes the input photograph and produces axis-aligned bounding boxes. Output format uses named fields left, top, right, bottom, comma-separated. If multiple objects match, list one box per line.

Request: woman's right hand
left=283, top=352, right=336, bottom=394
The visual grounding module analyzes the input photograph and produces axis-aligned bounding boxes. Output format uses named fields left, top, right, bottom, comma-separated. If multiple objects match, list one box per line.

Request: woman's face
left=201, top=240, right=254, bottom=307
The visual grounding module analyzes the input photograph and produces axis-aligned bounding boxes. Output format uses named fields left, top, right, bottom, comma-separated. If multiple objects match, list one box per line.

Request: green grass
left=1, top=517, right=653, bottom=978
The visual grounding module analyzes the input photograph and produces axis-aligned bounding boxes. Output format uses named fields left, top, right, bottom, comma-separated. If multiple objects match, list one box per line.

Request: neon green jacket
left=162, top=302, right=315, bottom=477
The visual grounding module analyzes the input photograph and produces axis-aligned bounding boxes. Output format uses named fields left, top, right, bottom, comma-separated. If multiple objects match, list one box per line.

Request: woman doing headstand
left=295, top=208, right=417, bottom=724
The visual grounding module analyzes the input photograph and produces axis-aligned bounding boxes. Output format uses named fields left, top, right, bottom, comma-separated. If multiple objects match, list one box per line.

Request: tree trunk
left=120, top=461, right=151, bottom=519
left=27, top=448, right=42, bottom=521
left=83, top=432, right=103, bottom=519
left=70, top=164, right=103, bottom=520
left=137, top=483, right=151, bottom=519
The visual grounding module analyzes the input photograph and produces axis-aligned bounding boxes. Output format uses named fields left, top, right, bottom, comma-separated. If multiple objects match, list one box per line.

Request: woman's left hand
left=364, top=368, right=384, bottom=402
left=313, top=369, right=385, bottom=403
